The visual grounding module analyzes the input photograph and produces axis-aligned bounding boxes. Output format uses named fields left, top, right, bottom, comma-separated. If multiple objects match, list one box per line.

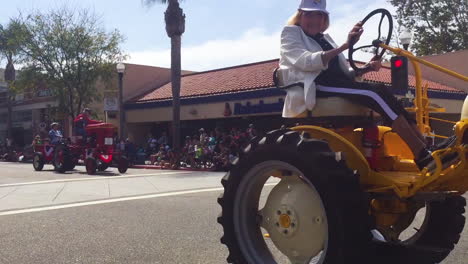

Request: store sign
left=104, top=97, right=119, bottom=111
left=234, top=99, right=284, bottom=116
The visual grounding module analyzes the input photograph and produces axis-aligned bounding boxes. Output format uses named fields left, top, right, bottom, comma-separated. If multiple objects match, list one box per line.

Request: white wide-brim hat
left=299, top=0, right=329, bottom=14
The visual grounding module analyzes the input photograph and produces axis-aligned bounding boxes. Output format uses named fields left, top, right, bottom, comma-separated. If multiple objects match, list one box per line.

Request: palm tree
left=145, top=0, right=185, bottom=152
left=0, top=22, right=21, bottom=142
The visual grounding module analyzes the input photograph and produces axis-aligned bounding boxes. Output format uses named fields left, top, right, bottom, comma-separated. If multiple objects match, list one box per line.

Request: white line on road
left=0, top=171, right=193, bottom=188
left=0, top=183, right=277, bottom=216
left=0, top=187, right=225, bottom=216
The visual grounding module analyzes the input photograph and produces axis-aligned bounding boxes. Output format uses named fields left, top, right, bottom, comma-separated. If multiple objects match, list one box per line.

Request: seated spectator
left=147, top=135, right=158, bottom=154
left=247, top=123, right=257, bottom=139
left=207, top=131, right=217, bottom=152
left=32, top=135, right=42, bottom=145
left=136, top=147, right=147, bottom=164
left=158, top=132, right=168, bottom=146
left=154, top=145, right=168, bottom=166
left=199, top=128, right=208, bottom=146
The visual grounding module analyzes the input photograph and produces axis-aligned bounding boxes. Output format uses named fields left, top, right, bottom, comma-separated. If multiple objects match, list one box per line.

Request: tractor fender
left=455, top=119, right=468, bottom=145
left=291, top=125, right=371, bottom=181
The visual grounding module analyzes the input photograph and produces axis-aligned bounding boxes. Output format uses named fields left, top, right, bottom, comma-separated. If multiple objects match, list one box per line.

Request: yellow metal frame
left=381, top=44, right=468, bottom=137
left=290, top=44, right=468, bottom=199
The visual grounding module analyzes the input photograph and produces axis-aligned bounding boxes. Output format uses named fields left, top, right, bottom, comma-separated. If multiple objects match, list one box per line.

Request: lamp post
left=116, top=62, right=126, bottom=139
left=399, top=29, right=412, bottom=51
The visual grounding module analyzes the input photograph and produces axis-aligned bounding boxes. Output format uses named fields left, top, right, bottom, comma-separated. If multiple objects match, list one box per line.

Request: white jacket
left=279, top=25, right=356, bottom=118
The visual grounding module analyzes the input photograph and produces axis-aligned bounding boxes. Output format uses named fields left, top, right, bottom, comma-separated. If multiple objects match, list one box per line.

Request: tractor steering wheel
left=348, top=8, right=393, bottom=73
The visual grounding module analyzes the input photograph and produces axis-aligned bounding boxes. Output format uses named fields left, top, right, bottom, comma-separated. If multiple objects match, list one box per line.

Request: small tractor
left=33, top=123, right=128, bottom=175
left=217, top=9, right=468, bottom=264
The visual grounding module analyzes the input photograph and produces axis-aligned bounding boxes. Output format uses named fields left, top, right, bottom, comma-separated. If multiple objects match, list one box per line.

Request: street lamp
left=399, top=29, right=412, bottom=51
left=116, top=62, right=126, bottom=139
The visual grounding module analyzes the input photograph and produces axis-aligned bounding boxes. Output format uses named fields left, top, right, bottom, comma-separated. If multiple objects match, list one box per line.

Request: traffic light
left=391, top=56, right=408, bottom=90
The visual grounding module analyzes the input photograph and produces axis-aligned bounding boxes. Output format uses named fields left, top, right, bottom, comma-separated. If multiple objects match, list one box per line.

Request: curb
left=131, top=164, right=217, bottom=172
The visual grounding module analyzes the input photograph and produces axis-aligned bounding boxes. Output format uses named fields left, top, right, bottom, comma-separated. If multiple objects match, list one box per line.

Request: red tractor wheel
left=118, top=156, right=128, bottom=173
left=33, top=153, right=44, bottom=171
left=54, top=144, right=71, bottom=173
left=85, top=158, right=97, bottom=175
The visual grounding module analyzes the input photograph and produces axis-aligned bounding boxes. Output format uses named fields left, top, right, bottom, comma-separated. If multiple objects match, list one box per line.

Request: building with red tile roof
left=124, top=59, right=466, bottom=145
left=129, top=59, right=463, bottom=105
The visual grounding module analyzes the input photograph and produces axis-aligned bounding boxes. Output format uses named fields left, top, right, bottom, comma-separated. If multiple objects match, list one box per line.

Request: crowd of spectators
left=1, top=123, right=263, bottom=171
left=138, top=124, right=261, bottom=171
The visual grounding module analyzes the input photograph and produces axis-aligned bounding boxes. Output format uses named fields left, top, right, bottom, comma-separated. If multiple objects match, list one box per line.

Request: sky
left=0, top=0, right=397, bottom=71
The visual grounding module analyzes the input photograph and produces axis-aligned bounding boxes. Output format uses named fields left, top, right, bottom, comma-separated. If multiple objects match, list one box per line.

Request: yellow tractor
left=217, top=9, right=468, bottom=264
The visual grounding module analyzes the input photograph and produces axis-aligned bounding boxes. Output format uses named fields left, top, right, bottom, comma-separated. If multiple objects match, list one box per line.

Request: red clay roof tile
left=133, top=59, right=463, bottom=103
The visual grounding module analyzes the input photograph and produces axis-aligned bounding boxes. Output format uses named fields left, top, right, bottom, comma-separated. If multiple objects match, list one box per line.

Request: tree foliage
left=0, top=21, right=23, bottom=67
left=389, top=0, right=468, bottom=56
left=14, top=7, right=126, bottom=118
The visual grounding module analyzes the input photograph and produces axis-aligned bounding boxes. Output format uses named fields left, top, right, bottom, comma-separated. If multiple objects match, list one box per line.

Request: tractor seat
left=273, top=68, right=371, bottom=117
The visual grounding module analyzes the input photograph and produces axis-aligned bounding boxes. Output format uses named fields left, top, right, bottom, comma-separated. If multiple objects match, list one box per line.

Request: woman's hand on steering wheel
left=348, top=9, right=393, bottom=72
left=356, top=55, right=382, bottom=76
left=345, top=22, right=364, bottom=49
left=368, top=55, right=382, bottom=71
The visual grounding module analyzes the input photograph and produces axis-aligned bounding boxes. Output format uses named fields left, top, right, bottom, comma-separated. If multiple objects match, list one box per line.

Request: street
left=0, top=162, right=466, bottom=263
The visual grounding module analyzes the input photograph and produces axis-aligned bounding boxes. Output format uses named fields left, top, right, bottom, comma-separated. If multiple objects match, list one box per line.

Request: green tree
left=15, top=7, right=126, bottom=119
left=0, top=20, right=24, bottom=140
left=389, top=0, right=468, bottom=55
left=144, top=0, right=185, bottom=151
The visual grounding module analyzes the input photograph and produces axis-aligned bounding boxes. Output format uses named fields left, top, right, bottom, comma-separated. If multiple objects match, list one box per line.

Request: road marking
left=0, top=183, right=277, bottom=216
left=0, top=187, right=225, bottom=216
left=0, top=171, right=193, bottom=188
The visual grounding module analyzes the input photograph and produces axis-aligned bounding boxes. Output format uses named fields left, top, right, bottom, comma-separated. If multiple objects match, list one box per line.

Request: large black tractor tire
left=33, top=153, right=44, bottom=171
left=53, top=144, right=72, bottom=173
left=118, top=156, right=129, bottom=173
left=373, top=195, right=466, bottom=264
left=217, top=129, right=373, bottom=264
left=85, top=158, right=97, bottom=175
left=67, top=162, right=76, bottom=171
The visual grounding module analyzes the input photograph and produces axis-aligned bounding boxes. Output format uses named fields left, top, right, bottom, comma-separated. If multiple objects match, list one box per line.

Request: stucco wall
left=408, top=50, right=468, bottom=93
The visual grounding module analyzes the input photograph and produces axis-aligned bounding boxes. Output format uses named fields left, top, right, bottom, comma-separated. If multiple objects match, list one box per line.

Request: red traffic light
left=394, top=59, right=403, bottom=68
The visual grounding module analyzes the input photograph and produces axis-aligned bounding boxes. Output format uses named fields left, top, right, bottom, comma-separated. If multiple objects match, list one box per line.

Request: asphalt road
left=0, top=162, right=466, bottom=264
left=0, top=191, right=227, bottom=264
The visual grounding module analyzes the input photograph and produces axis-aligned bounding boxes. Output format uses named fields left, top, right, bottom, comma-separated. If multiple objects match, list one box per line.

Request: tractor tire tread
left=218, top=128, right=373, bottom=264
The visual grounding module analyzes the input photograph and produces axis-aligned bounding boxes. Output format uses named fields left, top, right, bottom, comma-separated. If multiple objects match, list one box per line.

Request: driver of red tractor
left=279, top=0, right=449, bottom=170
left=74, top=108, right=101, bottom=137
left=49, top=122, right=63, bottom=145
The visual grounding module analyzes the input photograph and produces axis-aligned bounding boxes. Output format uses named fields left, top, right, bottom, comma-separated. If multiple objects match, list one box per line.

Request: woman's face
left=299, top=11, right=326, bottom=36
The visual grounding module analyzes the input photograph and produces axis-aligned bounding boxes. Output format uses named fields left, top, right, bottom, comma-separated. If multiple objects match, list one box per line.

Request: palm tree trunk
left=164, top=0, right=185, bottom=152
left=171, top=34, right=181, bottom=151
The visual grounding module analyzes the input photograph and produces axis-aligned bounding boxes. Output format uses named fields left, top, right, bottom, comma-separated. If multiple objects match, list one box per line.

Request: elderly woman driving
left=279, top=0, right=448, bottom=170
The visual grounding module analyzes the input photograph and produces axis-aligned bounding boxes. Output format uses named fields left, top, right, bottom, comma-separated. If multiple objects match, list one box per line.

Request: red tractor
left=32, top=123, right=128, bottom=175
left=82, top=123, right=128, bottom=175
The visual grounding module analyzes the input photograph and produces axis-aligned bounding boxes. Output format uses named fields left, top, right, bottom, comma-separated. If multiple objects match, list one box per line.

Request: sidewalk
left=0, top=171, right=224, bottom=213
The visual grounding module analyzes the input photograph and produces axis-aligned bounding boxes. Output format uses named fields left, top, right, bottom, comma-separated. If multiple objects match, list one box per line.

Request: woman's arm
left=355, top=55, right=382, bottom=76
left=280, top=26, right=327, bottom=72
left=322, top=22, right=364, bottom=65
